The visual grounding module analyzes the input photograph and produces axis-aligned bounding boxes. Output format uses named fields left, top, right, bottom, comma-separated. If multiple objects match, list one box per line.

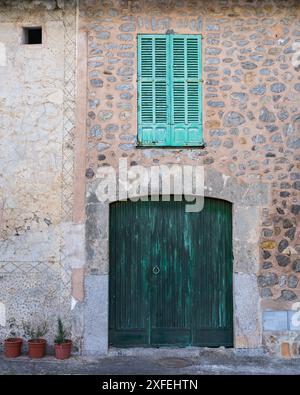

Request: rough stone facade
left=0, top=0, right=300, bottom=357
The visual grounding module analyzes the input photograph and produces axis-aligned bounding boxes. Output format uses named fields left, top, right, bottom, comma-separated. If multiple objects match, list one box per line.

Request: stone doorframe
left=82, top=168, right=269, bottom=355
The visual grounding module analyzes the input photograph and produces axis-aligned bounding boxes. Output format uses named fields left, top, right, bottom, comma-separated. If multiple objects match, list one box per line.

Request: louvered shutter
left=138, top=34, right=202, bottom=147
left=138, top=35, right=169, bottom=146
left=170, top=35, right=203, bottom=146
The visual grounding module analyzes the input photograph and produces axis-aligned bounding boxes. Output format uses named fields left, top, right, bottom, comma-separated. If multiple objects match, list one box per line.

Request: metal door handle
left=152, top=266, right=160, bottom=275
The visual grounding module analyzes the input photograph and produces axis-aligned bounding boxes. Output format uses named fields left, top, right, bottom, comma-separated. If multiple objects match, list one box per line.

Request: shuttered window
left=138, top=34, right=203, bottom=147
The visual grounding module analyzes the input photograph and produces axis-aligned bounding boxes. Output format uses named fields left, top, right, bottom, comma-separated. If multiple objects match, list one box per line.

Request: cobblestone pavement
left=0, top=350, right=300, bottom=375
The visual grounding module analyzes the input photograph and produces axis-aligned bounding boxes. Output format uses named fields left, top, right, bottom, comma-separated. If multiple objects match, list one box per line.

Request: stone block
left=263, top=311, right=288, bottom=331
left=86, top=202, right=109, bottom=274
left=288, top=310, right=300, bottom=331
left=234, top=273, right=262, bottom=348
left=281, top=342, right=291, bottom=358
left=235, top=208, right=259, bottom=243
left=83, top=274, right=108, bottom=355
left=242, top=183, right=269, bottom=206
left=233, top=241, right=259, bottom=274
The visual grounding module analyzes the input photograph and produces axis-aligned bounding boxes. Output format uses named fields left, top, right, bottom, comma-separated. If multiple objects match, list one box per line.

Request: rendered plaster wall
left=79, top=0, right=300, bottom=356
left=0, top=1, right=78, bottom=349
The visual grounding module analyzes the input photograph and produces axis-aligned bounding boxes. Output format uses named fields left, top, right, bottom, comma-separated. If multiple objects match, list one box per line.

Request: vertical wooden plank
left=150, top=199, right=191, bottom=345
left=191, top=198, right=233, bottom=347
left=109, top=200, right=150, bottom=346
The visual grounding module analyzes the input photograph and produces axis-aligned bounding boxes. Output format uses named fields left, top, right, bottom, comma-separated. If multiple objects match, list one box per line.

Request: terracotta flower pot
left=28, top=339, right=46, bottom=358
left=54, top=340, right=72, bottom=360
left=4, top=338, right=23, bottom=358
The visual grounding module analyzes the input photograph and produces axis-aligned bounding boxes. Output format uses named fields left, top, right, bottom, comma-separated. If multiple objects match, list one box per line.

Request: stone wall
left=0, top=1, right=77, bottom=349
left=79, top=0, right=300, bottom=356
left=0, top=0, right=299, bottom=357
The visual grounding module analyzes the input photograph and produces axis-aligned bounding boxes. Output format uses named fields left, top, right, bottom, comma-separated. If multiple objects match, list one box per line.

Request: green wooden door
left=109, top=197, right=233, bottom=347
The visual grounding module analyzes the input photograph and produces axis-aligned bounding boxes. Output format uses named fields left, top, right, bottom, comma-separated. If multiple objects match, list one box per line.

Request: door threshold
left=108, top=346, right=234, bottom=359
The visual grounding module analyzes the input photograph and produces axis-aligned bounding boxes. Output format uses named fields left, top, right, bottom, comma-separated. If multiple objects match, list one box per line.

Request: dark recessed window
left=23, top=27, right=42, bottom=45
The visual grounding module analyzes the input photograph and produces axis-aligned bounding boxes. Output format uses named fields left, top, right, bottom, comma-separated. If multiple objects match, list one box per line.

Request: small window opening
left=23, top=27, right=42, bottom=45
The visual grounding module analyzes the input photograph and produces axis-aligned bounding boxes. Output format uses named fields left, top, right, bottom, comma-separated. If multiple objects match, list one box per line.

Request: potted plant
left=54, top=318, right=72, bottom=360
left=4, top=319, right=23, bottom=358
left=23, top=321, right=48, bottom=358
left=4, top=336, right=23, bottom=358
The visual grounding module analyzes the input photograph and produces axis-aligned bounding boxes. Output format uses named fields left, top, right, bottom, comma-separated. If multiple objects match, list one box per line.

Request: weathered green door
left=109, top=197, right=233, bottom=347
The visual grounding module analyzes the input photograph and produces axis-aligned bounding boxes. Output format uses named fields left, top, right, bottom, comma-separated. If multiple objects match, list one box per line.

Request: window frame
left=137, top=33, right=204, bottom=148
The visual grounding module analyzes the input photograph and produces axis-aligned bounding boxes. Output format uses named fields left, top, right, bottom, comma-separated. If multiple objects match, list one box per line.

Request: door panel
left=109, top=197, right=233, bottom=347
left=190, top=198, right=233, bottom=346
left=150, top=200, right=191, bottom=346
left=109, top=201, right=150, bottom=345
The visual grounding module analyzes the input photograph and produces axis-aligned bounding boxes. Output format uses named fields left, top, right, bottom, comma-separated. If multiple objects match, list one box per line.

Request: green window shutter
left=138, top=34, right=202, bottom=147
left=138, top=35, right=169, bottom=146
left=170, top=35, right=203, bottom=146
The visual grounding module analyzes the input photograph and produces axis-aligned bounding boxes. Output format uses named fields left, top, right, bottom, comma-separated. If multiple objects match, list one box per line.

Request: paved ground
left=0, top=349, right=300, bottom=375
